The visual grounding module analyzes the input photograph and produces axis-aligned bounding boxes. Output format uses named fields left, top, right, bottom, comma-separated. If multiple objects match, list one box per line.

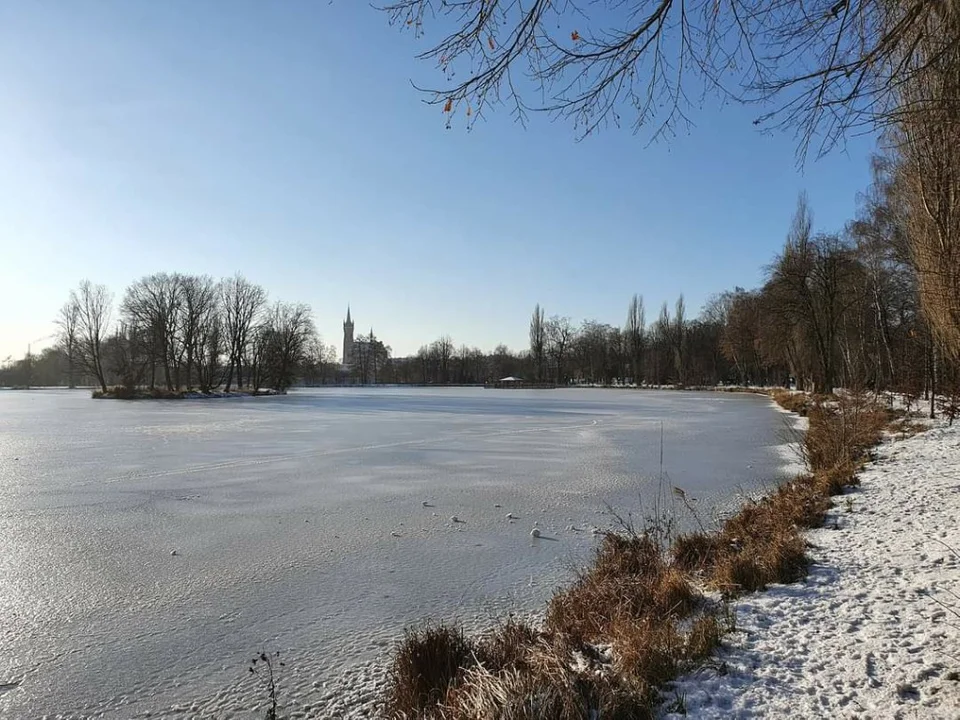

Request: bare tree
left=124, top=273, right=188, bottom=390
left=56, top=300, right=81, bottom=388
left=177, top=275, right=218, bottom=389
left=653, top=302, right=671, bottom=385
left=248, top=323, right=271, bottom=392
left=529, top=304, right=546, bottom=382
left=107, top=322, right=150, bottom=391
left=353, top=329, right=391, bottom=384
left=574, top=320, right=615, bottom=384
left=303, top=339, right=340, bottom=386
left=719, top=289, right=762, bottom=385
left=382, top=1, right=958, bottom=156
left=266, top=302, right=316, bottom=392
left=848, top=159, right=922, bottom=390
left=491, top=343, right=519, bottom=380
left=455, top=343, right=471, bottom=383
left=625, top=294, right=646, bottom=386
left=71, top=280, right=112, bottom=394
left=673, top=294, right=686, bottom=386
left=546, top=315, right=575, bottom=385
left=195, top=305, right=225, bottom=393
left=766, top=196, right=860, bottom=393
left=221, top=274, right=267, bottom=391
left=432, top=335, right=454, bottom=383
left=897, top=49, right=960, bottom=362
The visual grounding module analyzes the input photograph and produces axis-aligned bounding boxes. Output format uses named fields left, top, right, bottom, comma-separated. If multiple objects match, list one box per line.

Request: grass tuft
left=671, top=532, right=724, bottom=573
left=684, top=613, right=725, bottom=662
left=383, top=622, right=474, bottom=718
left=610, top=616, right=682, bottom=690
left=475, top=618, right=541, bottom=674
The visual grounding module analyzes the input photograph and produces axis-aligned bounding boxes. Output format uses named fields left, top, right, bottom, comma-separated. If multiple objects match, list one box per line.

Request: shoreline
left=368, top=392, right=930, bottom=719
left=91, top=388, right=283, bottom=400
left=667, top=416, right=959, bottom=717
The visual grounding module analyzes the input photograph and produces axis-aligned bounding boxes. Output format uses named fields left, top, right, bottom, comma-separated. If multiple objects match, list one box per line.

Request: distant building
left=342, top=306, right=355, bottom=368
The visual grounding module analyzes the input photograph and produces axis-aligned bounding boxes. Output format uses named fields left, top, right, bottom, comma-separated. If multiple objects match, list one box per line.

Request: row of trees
left=524, top=299, right=728, bottom=388
left=4, top=162, right=954, bottom=404
left=513, top=187, right=945, bottom=403
left=379, top=0, right=960, bottom=410
left=478, top=187, right=945, bottom=407
left=38, top=274, right=326, bottom=394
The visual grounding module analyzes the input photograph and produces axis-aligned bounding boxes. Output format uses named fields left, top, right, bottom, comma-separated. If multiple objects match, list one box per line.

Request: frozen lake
left=0, top=387, right=800, bottom=718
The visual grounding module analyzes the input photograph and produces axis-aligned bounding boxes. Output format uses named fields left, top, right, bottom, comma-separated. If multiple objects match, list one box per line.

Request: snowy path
left=671, top=422, right=960, bottom=718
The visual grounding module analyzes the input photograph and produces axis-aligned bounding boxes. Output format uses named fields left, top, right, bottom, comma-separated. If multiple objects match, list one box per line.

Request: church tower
left=342, top=306, right=355, bottom=366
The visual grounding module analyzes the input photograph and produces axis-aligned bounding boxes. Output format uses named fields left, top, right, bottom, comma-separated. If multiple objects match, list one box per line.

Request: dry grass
left=695, top=392, right=891, bottom=595
left=382, top=391, right=895, bottom=719
left=610, top=617, right=683, bottom=690
left=545, top=533, right=699, bottom=643
left=770, top=389, right=813, bottom=416
left=710, top=530, right=810, bottom=594
left=384, top=622, right=475, bottom=718
left=685, top=613, right=726, bottom=662
left=802, top=395, right=889, bottom=473
left=445, top=647, right=648, bottom=720
left=671, top=532, right=725, bottom=573
left=475, top=618, right=541, bottom=674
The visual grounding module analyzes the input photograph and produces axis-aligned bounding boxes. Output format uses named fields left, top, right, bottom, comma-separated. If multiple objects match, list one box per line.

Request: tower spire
left=342, top=305, right=355, bottom=367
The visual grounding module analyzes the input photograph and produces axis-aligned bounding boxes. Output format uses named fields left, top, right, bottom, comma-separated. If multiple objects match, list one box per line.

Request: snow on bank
left=669, top=421, right=960, bottom=719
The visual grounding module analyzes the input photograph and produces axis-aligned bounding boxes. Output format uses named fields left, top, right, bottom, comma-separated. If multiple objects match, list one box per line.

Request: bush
left=803, top=395, right=889, bottom=473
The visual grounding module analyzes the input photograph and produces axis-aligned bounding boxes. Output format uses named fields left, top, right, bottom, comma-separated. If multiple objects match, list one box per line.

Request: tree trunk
left=930, top=343, right=938, bottom=420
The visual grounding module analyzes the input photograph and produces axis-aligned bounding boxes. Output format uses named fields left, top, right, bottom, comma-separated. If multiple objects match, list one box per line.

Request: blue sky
left=0, top=1, right=877, bottom=361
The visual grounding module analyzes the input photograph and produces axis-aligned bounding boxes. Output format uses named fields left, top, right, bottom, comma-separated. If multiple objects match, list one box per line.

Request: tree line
left=332, top=162, right=953, bottom=406
left=377, top=3, right=960, bottom=411
left=2, top=154, right=956, bottom=409
left=1, top=273, right=332, bottom=395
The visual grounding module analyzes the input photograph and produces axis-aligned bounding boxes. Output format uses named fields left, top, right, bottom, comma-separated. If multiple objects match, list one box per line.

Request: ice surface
left=0, top=387, right=797, bottom=718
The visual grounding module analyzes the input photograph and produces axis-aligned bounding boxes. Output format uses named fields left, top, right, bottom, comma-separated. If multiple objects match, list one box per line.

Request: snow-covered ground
left=670, top=420, right=960, bottom=718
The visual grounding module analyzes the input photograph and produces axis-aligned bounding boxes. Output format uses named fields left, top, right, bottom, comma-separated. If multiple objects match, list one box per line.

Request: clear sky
left=0, top=1, right=877, bottom=362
